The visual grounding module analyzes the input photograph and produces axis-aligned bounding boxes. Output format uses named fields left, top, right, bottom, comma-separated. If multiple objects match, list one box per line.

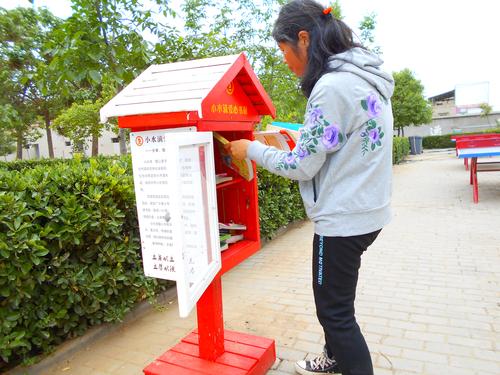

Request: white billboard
left=455, top=82, right=489, bottom=107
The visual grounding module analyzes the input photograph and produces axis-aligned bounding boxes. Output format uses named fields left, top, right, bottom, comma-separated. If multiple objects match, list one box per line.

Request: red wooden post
left=470, top=162, right=473, bottom=185
left=472, top=157, right=479, bottom=203
left=196, top=276, right=224, bottom=361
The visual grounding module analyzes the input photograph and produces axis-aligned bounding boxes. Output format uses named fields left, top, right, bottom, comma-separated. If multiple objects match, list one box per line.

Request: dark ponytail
left=272, top=0, right=362, bottom=97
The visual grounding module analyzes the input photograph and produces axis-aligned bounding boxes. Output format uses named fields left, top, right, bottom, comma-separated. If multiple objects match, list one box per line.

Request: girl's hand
left=224, top=139, right=251, bottom=160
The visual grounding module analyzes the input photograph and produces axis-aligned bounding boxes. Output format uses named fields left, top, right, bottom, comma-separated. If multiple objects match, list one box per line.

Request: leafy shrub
left=422, top=127, right=500, bottom=149
left=0, top=158, right=67, bottom=171
left=421, top=135, right=455, bottom=149
left=257, top=168, right=306, bottom=240
left=0, top=155, right=122, bottom=172
left=393, top=137, right=410, bottom=164
left=0, top=157, right=168, bottom=368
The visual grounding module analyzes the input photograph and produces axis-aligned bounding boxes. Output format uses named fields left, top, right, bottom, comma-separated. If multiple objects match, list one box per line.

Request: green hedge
left=422, top=127, right=500, bottom=149
left=0, top=155, right=122, bottom=172
left=393, top=137, right=410, bottom=164
left=0, top=158, right=67, bottom=172
left=0, top=157, right=168, bottom=369
left=421, top=135, right=455, bottom=149
left=257, top=168, right=306, bottom=240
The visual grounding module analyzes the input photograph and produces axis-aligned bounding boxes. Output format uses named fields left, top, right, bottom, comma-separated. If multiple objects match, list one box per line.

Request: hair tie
left=323, top=7, right=332, bottom=15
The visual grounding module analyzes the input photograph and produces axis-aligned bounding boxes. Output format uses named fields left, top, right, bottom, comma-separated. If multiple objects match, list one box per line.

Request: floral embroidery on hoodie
left=277, top=105, right=344, bottom=170
left=360, top=93, right=385, bottom=155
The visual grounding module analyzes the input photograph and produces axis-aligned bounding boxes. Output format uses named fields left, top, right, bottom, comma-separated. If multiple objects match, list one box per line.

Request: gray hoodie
left=247, top=47, right=395, bottom=237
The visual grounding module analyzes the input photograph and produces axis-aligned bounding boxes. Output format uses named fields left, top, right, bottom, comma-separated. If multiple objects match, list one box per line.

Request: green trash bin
left=409, top=136, right=423, bottom=155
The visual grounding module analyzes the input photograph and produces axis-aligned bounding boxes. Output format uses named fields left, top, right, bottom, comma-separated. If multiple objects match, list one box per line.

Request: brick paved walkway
left=21, top=150, right=500, bottom=374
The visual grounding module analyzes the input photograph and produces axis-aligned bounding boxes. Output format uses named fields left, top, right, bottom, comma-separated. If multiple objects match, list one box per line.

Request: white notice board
left=130, top=129, right=221, bottom=318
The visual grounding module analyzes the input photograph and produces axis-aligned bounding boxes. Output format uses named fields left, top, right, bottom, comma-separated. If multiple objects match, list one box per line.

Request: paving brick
left=447, top=334, right=495, bottom=350
left=382, top=337, right=425, bottom=350
left=364, top=332, right=383, bottom=345
left=295, top=330, right=322, bottom=343
left=450, top=355, right=500, bottom=373
left=401, top=348, right=447, bottom=364
left=388, top=319, right=426, bottom=332
left=271, top=358, right=281, bottom=370
left=385, top=356, right=425, bottom=373
left=404, top=330, right=446, bottom=343
left=426, top=323, right=470, bottom=337
left=83, top=355, right=124, bottom=373
left=410, top=313, right=448, bottom=326
left=424, top=363, right=479, bottom=375
left=371, top=368, right=394, bottom=375
left=276, top=346, right=307, bottom=362
left=450, top=317, right=492, bottom=331
left=370, top=343, right=402, bottom=358
left=110, top=362, right=143, bottom=375
left=424, top=341, right=473, bottom=357
left=292, top=340, right=324, bottom=354
left=277, top=359, right=296, bottom=372
left=473, top=348, right=500, bottom=362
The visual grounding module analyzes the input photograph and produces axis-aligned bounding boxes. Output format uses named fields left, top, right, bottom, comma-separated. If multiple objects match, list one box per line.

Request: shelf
left=216, top=177, right=244, bottom=189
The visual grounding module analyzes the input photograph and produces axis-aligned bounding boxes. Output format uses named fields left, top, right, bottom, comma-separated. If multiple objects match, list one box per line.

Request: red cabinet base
left=143, top=329, right=276, bottom=375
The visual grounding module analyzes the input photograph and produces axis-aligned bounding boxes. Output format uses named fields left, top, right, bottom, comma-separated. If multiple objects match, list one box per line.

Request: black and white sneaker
left=294, top=348, right=341, bottom=374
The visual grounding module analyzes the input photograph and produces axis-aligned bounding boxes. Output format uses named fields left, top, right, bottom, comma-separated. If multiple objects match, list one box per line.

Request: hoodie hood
left=328, top=47, right=394, bottom=100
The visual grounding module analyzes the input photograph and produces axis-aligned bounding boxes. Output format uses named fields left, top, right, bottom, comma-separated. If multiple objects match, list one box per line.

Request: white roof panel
left=100, top=54, right=241, bottom=123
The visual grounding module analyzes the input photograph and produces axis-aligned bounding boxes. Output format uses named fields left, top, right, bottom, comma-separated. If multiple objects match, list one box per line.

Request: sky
left=2, top=0, right=499, bottom=109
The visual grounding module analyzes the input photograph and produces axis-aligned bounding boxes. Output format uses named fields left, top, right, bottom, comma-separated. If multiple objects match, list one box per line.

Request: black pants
left=312, top=230, right=381, bottom=375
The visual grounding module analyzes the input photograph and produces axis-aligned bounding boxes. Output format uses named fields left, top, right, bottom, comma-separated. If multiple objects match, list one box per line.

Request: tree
left=0, top=7, right=57, bottom=159
left=176, top=0, right=308, bottom=126
left=359, top=12, right=381, bottom=55
left=0, top=105, right=17, bottom=159
left=479, top=103, right=492, bottom=125
left=53, top=99, right=110, bottom=155
left=31, top=10, right=67, bottom=159
left=392, top=69, right=433, bottom=136
left=47, top=0, right=176, bottom=155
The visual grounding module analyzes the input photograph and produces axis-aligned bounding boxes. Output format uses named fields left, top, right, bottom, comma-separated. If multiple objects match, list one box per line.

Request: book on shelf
left=213, top=132, right=254, bottom=181
left=253, top=129, right=297, bottom=151
left=225, top=234, right=244, bottom=244
left=216, top=173, right=233, bottom=185
left=219, top=222, right=247, bottom=231
left=219, top=232, right=244, bottom=251
left=219, top=232, right=230, bottom=252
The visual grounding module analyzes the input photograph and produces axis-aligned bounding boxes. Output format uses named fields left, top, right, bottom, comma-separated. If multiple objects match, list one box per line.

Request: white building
left=3, top=127, right=124, bottom=161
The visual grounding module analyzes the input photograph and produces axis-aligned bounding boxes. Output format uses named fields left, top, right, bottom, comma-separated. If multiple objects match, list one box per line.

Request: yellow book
left=213, top=132, right=254, bottom=181
left=253, top=129, right=297, bottom=151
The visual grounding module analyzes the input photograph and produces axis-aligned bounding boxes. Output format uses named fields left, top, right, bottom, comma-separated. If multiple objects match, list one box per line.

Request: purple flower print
left=284, top=152, right=296, bottom=165
left=308, top=107, right=323, bottom=125
left=367, top=93, right=382, bottom=118
left=296, top=145, right=309, bottom=160
left=369, top=128, right=380, bottom=143
left=321, top=123, right=340, bottom=149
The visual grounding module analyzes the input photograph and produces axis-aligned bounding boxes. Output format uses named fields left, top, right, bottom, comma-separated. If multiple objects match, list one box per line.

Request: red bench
left=451, top=134, right=500, bottom=170
left=455, top=137, right=500, bottom=203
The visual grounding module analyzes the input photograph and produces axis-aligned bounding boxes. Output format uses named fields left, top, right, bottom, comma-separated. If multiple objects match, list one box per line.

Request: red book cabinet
left=100, top=53, right=277, bottom=374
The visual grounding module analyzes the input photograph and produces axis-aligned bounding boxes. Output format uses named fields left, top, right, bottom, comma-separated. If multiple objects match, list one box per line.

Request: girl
left=226, top=1, right=394, bottom=374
